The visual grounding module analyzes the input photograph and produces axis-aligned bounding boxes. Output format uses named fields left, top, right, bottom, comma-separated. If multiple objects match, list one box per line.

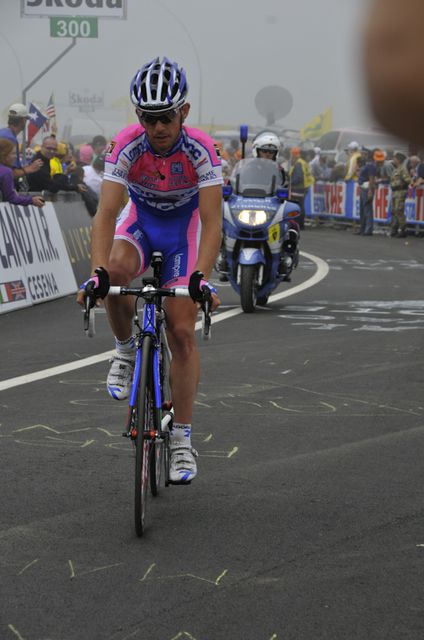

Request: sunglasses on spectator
left=137, top=108, right=180, bottom=125
left=43, top=145, right=57, bottom=151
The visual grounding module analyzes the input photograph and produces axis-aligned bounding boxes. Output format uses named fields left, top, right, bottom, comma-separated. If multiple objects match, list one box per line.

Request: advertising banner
left=307, top=182, right=424, bottom=227
left=0, top=202, right=77, bottom=314
left=51, top=194, right=92, bottom=285
left=21, top=0, right=126, bottom=19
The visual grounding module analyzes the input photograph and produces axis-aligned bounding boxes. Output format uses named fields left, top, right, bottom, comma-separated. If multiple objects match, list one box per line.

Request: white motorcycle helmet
left=252, top=132, right=281, bottom=160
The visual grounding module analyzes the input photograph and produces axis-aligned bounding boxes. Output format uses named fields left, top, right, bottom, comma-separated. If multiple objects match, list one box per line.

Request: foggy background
left=0, top=0, right=373, bottom=141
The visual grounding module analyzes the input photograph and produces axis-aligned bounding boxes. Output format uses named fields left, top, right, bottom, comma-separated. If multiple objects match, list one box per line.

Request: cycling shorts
left=115, top=200, right=201, bottom=287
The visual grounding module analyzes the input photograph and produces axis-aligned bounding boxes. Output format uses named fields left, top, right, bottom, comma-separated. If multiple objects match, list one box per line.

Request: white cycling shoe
left=107, top=353, right=135, bottom=400
left=169, top=445, right=198, bottom=484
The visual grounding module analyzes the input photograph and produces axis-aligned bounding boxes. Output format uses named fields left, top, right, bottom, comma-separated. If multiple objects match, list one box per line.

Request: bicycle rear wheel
left=135, top=335, right=154, bottom=537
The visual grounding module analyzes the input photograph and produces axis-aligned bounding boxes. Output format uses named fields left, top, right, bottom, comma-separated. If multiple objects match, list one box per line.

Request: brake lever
left=83, top=283, right=96, bottom=337
left=200, top=285, right=212, bottom=341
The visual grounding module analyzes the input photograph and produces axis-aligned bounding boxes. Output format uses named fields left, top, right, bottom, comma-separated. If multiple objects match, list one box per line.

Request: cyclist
left=77, top=57, right=223, bottom=484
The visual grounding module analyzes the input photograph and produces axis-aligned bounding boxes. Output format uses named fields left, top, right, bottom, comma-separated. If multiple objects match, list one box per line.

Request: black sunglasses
left=137, top=108, right=180, bottom=125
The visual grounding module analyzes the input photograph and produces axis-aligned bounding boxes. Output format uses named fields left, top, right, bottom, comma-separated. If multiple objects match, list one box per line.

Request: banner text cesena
left=0, top=202, right=77, bottom=313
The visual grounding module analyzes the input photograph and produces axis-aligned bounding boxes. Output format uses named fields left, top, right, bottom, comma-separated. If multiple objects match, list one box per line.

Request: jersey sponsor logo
left=199, top=170, right=217, bottom=183
left=185, top=141, right=202, bottom=161
left=171, top=162, right=183, bottom=174
left=172, top=252, right=184, bottom=278
left=112, top=167, right=126, bottom=178
left=169, top=176, right=191, bottom=187
left=124, top=140, right=145, bottom=162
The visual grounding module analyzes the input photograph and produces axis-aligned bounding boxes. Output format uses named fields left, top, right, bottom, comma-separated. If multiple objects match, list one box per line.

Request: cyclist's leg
left=164, top=297, right=199, bottom=424
left=105, top=239, right=140, bottom=338
left=105, top=200, right=151, bottom=339
left=158, top=210, right=201, bottom=482
left=105, top=202, right=152, bottom=400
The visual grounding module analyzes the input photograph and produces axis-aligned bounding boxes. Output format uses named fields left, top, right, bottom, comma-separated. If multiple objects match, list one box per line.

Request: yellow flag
left=301, top=107, right=333, bottom=140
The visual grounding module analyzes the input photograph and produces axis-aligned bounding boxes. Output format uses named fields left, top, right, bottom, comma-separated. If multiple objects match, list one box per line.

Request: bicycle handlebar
left=83, top=284, right=212, bottom=340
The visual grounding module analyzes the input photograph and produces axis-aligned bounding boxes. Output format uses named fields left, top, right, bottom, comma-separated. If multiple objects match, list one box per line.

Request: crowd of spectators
left=0, top=102, right=107, bottom=217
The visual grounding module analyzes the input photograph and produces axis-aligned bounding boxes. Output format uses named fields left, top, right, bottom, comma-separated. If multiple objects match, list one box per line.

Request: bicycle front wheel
left=135, top=335, right=154, bottom=537
left=150, top=330, right=171, bottom=494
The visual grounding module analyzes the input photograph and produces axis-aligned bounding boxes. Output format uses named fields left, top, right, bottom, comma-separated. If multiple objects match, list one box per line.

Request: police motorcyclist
left=252, top=132, right=299, bottom=279
left=251, top=132, right=286, bottom=183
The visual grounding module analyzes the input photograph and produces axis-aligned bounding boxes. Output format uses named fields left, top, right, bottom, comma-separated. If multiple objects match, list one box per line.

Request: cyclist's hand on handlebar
left=188, top=270, right=220, bottom=310
left=76, top=267, right=110, bottom=307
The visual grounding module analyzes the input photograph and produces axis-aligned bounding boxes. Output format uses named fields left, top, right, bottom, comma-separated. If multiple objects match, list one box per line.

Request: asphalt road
left=1, top=225, right=424, bottom=640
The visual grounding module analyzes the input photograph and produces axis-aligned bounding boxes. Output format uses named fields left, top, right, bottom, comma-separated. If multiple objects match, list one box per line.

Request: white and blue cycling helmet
left=130, top=56, right=188, bottom=113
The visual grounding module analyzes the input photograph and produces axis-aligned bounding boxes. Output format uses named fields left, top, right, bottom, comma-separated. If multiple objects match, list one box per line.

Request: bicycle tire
left=135, top=335, right=154, bottom=537
left=150, top=334, right=170, bottom=496
left=161, top=330, right=172, bottom=487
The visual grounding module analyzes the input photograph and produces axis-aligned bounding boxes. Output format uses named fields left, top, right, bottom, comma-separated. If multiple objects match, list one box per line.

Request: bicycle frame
left=128, top=293, right=172, bottom=440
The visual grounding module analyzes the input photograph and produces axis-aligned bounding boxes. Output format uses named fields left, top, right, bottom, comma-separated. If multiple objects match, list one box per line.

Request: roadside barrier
left=304, top=180, right=424, bottom=228
left=0, top=192, right=91, bottom=314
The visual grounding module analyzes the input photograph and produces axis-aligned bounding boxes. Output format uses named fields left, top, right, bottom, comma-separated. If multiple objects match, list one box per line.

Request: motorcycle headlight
left=237, top=209, right=268, bottom=226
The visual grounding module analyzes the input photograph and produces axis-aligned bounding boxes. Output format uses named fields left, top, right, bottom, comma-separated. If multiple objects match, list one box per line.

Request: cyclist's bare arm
left=195, top=184, right=222, bottom=311
left=195, top=184, right=222, bottom=273
left=76, top=180, right=125, bottom=306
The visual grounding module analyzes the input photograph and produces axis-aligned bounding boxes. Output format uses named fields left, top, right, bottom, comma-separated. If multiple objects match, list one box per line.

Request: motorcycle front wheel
left=240, top=264, right=258, bottom=313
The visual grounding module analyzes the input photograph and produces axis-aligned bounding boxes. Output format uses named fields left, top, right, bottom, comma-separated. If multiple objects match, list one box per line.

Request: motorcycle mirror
left=240, top=125, right=249, bottom=143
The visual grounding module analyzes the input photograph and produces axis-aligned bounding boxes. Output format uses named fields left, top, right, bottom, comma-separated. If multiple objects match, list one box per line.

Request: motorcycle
left=216, top=145, right=301, bottom=313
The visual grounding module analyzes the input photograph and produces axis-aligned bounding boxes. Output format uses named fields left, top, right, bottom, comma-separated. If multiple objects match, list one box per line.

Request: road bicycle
left=84, top=252, right=212, bottom=536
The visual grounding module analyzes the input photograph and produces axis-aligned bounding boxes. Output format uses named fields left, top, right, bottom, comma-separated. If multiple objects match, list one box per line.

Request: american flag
left=46, top=93, right=56, bottom=119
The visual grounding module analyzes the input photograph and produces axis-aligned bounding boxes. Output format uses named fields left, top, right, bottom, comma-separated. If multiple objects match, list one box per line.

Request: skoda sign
left=21, top=0, right=126, bottom=19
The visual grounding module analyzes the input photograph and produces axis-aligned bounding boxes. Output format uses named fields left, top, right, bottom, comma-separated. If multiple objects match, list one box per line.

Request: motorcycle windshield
left=230, top=158, right=283, bottom=197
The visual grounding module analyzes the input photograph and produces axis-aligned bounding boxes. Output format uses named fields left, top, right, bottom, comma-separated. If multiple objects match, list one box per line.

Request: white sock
left=170, top=423, right=192, bottom=447
left=115, top=336, right=135, bottom=356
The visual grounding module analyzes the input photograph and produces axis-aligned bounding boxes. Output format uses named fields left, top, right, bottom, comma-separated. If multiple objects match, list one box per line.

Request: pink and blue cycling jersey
left=103, top=124, right=223, bottom=286
left=104, top=123, right=222, bottom=216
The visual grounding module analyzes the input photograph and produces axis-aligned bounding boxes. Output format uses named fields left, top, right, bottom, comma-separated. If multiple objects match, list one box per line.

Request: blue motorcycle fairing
left=238, top=247, right=266, bottom=265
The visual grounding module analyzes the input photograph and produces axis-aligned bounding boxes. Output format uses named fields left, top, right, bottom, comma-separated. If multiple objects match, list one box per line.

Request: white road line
left=0, top=251, right=329, bottom=392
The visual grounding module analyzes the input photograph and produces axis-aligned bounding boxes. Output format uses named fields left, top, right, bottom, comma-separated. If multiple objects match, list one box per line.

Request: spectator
left=26, top=136, right=86, bottom=195
left=407, top=155, right=420, bottom=180
left=78, top=144, right=94, bottom=166
left=69, top=165, right=99, bottom=217
left=344, top=141, right=362, bottom=181
left=90, top=135, right=108, bottom=160
left=0, top=137, right=44, bottom=207
left=410, top=150, right=424, bottom=187
left=374, top=149, right=393, bottom=184
left=0, top=103, right=42, bottom=181
left=226, top=139, right=242, bottom=169
left=389, top=150, right=411, bottom=237
left=289, top=148, right=315, bottom=228
left=356, top=148, right=377, bottom=236
left=83, top=154, right=105, bottom=197
left=321, top=156, right=332, bottom=181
